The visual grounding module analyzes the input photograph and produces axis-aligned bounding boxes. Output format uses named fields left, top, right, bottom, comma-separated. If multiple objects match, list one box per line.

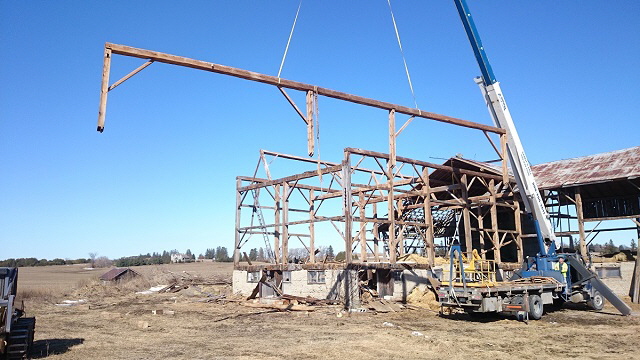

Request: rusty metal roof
left=99, top=267, right=138, bottom=281
left=531, top=146, right=640, bottom=190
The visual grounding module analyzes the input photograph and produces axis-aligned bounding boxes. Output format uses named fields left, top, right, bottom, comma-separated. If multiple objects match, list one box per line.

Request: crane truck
left=1, top=268, right=35, bottom=359
left=436, top=0, right=632, bottom=320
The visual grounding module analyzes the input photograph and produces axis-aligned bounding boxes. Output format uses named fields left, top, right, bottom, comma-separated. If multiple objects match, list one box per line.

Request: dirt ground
left=16, top=262, right=640, bottom=360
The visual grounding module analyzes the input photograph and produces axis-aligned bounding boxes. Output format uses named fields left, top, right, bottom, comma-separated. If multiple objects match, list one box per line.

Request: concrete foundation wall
left=232, top=270, right=259, bottom=296
left=233, top=268, right=433, bottom=305
left=281, top=270, right=336, bottom=299
left=392, top=269, right=432, bottom=302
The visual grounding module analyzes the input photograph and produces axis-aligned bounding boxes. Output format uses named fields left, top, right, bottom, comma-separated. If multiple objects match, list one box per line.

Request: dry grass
left=17, top=262, right=640, bottom=360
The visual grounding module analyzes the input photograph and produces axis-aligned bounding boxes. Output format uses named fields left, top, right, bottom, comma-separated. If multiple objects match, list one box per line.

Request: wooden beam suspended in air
left=97, top=42, right=506, bottom=135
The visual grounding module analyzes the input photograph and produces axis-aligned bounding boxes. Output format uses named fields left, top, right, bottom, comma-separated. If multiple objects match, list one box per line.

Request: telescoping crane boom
left=453, top=0, right=556, bottom=260
left=441, top=0, right=632, bottom=317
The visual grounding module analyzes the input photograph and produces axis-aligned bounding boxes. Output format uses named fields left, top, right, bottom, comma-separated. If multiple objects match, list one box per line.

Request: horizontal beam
left=584, top=214, right=640, bottom=222
left=261, top=150, right=409, bottom=179
left=555, top=226, right=639, bottom=236
left=346, top=147, right=511, bottom=182
left=238, top=164, right=342, bottom=192
left=100, top=43, right=505, bottom=134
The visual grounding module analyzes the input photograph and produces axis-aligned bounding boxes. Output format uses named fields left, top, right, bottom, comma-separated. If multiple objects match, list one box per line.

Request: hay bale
left=406, top=287, right=440, bottom=311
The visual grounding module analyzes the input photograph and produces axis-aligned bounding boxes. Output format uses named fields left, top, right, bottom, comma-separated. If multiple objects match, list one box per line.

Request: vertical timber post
left=398, top=200, right=405, bottom=257
left=234, top=177, right=242, bottom=267
left=388, top=110, right=396, bottom=263
left=305, top=90, right=315, bottom=156
left=422, top=168, right=435, bottom=265
left=489, top=179, right=501, bottom=263
left=97, top=47, right=112, bottom=132
left=477, top=207, right=486, bottom=260
left=343, top=151, right=353, bottom=264
left=274, top=184, right=281, bottom=264
left=373, top=202, right=381, bottom=261
left=514, top=200, right=524, bottom=263
left=500, top=133, right=509, bottom=185
left=309, top=189, right=316, bottom=263
left=359, top=193, right=367, bottom=262
left=282, top=182, right=290, bottom=264
left=575, top=187, right=588, bottom=261
left=461, top=174, right=473, bottom=259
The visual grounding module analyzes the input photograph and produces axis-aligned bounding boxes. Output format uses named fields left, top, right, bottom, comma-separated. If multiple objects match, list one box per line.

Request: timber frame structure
left=235, top=147, right=528, bottom=269
left=96, top=42, right=532, bottom=268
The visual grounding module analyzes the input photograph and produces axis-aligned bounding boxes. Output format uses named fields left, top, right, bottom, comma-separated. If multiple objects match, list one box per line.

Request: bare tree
left=94, top=256, right=113, bottom=268
left=88, top=252, right=97, bottom=268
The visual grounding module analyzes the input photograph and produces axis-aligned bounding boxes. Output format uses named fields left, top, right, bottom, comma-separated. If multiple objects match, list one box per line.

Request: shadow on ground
left=31, top=338, right=84, bottom=358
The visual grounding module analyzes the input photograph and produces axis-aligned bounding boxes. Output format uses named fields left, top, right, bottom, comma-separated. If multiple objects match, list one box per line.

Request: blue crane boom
left=452, top=0, right=557, bottom=262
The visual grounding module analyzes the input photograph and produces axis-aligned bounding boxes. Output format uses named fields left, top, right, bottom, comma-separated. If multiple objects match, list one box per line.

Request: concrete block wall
left=233, top=268, right=434, bottom=304
left=391, top=269, right=432, bottom=302
left=282, top=270, right=338, bottom=299
left=232, top=269, right=351, bottom=301
left=232, top=270, right=260, bottom=296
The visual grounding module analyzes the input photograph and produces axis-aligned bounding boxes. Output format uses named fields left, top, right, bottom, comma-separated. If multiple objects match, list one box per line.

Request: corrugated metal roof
left=100, top=267, right=138, bottom=281
left=531, top=146, right=640, bottom=190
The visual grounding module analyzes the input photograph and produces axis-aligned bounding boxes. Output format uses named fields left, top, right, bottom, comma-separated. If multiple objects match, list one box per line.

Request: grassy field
left=14, top=262, right=640, bottom=359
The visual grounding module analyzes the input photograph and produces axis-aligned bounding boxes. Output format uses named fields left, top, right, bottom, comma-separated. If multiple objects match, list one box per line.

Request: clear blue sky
left=1, top=1, right=638, bottom=259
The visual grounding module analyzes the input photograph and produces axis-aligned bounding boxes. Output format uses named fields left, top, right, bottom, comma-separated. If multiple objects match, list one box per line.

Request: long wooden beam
left=345, top=147, right=513, bottom=182
left=238, top=164, right=342, bottom=192
left=98, top=43, right=505, bottom=135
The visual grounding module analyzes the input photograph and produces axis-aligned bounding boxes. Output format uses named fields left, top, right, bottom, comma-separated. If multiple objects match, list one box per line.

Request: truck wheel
left=587, top=291, right=605, bottom=311
left=528, top=294, right=543, bottom=320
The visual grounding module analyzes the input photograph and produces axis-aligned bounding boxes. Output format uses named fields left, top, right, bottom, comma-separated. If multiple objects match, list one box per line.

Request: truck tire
left=587, top=291, right=605, bottom=311
left=528, top=294, right=543, bottom=320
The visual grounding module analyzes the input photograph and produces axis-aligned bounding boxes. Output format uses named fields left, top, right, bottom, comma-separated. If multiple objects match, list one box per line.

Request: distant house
left=171, top=253, right=193, bottom=263
left=100, top=267, right=139, bottom=284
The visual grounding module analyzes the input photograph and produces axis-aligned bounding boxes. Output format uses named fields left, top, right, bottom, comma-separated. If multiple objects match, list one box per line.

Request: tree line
left=589, top=239, right=637, bottom=255
left=0, top=258, right=90, bottom=267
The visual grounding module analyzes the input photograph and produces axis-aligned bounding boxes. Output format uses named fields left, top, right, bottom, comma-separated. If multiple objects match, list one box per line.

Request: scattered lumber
left=159, top=283, right=189, bottom=293
left=241, top=301, right=316, bottom=312
left=281, top=294, right=334, bottom=305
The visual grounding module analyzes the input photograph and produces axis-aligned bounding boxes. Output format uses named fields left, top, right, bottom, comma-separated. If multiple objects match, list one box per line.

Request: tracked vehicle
left=1, top=268, right=35, bottom=359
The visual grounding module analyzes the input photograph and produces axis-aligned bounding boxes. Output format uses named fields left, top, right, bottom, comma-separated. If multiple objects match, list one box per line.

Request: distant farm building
left=100, top=267, right=139, bottom=284
left=171, top=253, right=194, bottom=263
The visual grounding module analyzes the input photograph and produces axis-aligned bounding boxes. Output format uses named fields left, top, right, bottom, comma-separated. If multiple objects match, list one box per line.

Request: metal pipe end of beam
left=97, top=125, right=104, bottom=133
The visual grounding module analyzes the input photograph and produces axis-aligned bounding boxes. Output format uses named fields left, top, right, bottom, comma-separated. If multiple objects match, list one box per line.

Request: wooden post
left=343, top=152, right=353, bottom=264
left=274, top=184, right=281, bottom=264
left=97, top=47, right=112, bottom=132
left=461, top=174, right=473, bottom=259
left=514, top=201, right=524, bottom=263
left=575, top=187, right=588, bottom=261
left=500, top=133, right=509, bottom=186
left=489, top=179, right=501, bottom=263
left=389, top=110, right=396, bottom=169
left=373, top=202, right=381, bottom=261
left=309, top=189, right=316, bottom=263
left=422, top=168, right=435, bottom=265
left=234, top=178, right=242, bottom=267
left=398, top=200, right=406, bottom=257
left=359, top=193, right=367, bottom=262
left=282, top=182, right=290, bottom=264
left=388, top=110, right=396, bottom=263
left=477, top=207, right=486, bottom=260
left=305, top=90, right=315, bottom=156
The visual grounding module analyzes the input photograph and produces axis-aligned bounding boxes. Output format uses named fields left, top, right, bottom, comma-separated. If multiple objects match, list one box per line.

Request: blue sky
left=1, top=1, right=638, bottom=259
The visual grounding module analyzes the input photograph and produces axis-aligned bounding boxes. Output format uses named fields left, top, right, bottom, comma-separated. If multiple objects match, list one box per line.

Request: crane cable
left=277, top=0, right=303, bottom=80
left=386, top=0, right=419, bottom=109
left=275, top=1, right=323, bottom=187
